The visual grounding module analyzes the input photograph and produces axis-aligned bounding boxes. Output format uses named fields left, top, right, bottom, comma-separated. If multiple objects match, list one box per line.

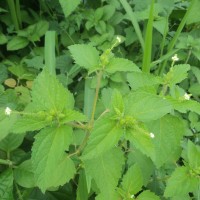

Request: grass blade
left=159, top=0, right=196, bottom=75
left=119, top=0, right=144, bottom=51
left=142, top=0, right=155, bottom=73
left=45, top=31, right=56, bottom=75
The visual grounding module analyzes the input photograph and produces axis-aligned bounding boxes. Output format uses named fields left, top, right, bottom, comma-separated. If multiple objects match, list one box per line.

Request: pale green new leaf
left=32, top=69, right=74, bottom=112
left=32, top=126, right=74, bottom=192
left=68, top=44, right=100, bottom=70
left=147, top=115, right=185, bottom=168
left=81, top=116, right=123, bottom=160
left=125, top=91, right=172, bottom=121
left=84, top=148, right=124, bottom=199
left=111, top=89, right=124, bottom=114
left=14, top=160, right=35, bottom=188
left=121, top=164, right=143, bottom=196
left=137, top=190, right=160, bottom=200
left=105, top=58, right=140, bottom=74
left=59, top=0, right=81, bottom=17
left=0, top=169, right=13, bottom=200
left=164, top=166, right=199, bottom=197
left=187, top=141, right=200, bottom=169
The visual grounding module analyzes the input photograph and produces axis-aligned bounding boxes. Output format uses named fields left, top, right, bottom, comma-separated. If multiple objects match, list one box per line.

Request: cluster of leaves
left=1, top=0, right=200, bottom=199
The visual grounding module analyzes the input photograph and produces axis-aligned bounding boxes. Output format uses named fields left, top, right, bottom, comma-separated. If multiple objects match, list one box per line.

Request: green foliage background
left=0, top=0, right=200, bottom=199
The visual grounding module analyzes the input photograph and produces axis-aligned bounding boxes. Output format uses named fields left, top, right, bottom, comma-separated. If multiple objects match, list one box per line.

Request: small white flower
left=130, top=194, right=135, bottom=198
left=5, top=107, right=12, bottom=116
left=116, top=36, right=121, bottom=43
left=150, top=132, right=155, bottom=138
left=184, top=93, right=191, bottom=100
left=171, top=54, right=179, bottom=62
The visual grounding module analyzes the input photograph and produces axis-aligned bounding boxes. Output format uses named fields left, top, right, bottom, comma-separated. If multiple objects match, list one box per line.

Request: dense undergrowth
left=1, top=0, right=200, bottom=199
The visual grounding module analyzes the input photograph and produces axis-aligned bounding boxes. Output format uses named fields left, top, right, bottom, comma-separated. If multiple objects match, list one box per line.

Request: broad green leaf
left=105, top=58, right=140, bottom=74
left=167, top=97, right=200, bottom=115
left=59, top=0, right=81, bottom=17
left=0, top=169, right=13, bottom=200
left=0, top=133, right=24, bottom=152
left=8, top=65, right=35, bottom=80
left=147, top=115, right=185, bottom=168
left=128, top=149, right=154, bottom=185
left=125, top=126, right=155, bottom=159
left=0, top=110, right=18, bottom=141
left=14, top=159, right=35, bottom=188
left=76, top=170, right=88, bottom=200
left=137, top=190, right=160, bottom=200
left=18, top=21, right=49, bottom=42
left=12, top=115, right=51, bottom=134
left=186, top=0, right=200, bottom=24
left=125, top=91, right=172, bottom=121
left=189, top=83, right=200, bottom=96
left=127, top=72, right=161, bottom=91
left=84, top=148, right=124, bottom=199
left=164, top=64, right=190, bottom=86
left=164, top=166, right=199, bottom=197
left=68, top=44, right=100, bottom=70
left=81, top=116, right=123, bottom=160
left=32, top=126, right=74, bottom=192
left=32, top=69, right=74, bottom=112
left=121, top=164, right=143, bottom=196
left=187, top=141, right=200, bottom=169
left=7, top=36, right=29, bottom=51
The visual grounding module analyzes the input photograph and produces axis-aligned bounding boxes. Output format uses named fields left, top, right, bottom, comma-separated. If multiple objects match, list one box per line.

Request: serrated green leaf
left=121, top=164, right=143, bottom=196
left=7, top=36, right=29, bottom=51
left=82, top=116, right=123, bottom=160
left=128, top=149, right=154, bottom=186
left=147, top=115, right=185, bottom=168
left=164, top=166, right=199, bottom=197
left=127, top=72, right=161, bottom=91
left=164, top=64, right=190, bottom=86
left=12, top=115, right=51, bottom=134
left=125, top=127, right=155, bottom=159
left=32, top=69, right=74, bottom=112
left=105, top=58, right=140, bottom=74
left=167, top=97, right=200, bottom=115
left=59, top=0, right=81, bottom=17
left=32, top=126, right=74, bottom=192
left=125, top=91, right=172, bottom=121
left=0, top=133, right=24, bottom=152
left=137, top=190, right=160, bottom=200
left=0, top=169, right=13, bottom=200
left=68, top=44, right=100, bottom=70
left=84, top=148, right=124, bottom=199
left=187, top=141, right=200, bottom=169
left=14, top=159, right=35, bottom=188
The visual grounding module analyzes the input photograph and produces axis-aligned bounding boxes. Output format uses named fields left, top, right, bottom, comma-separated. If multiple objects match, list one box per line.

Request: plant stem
left=0, top=158, right=12, bottom=166
left=185, top=48, right=192, bottom=64
left=68, top=70, right=103, bottom=157
left=90, top=70, right=103, bottom=125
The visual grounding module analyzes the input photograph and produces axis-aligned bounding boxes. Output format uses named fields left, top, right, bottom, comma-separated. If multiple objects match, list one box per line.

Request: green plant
left=1, top=0, right=200, bottom=199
